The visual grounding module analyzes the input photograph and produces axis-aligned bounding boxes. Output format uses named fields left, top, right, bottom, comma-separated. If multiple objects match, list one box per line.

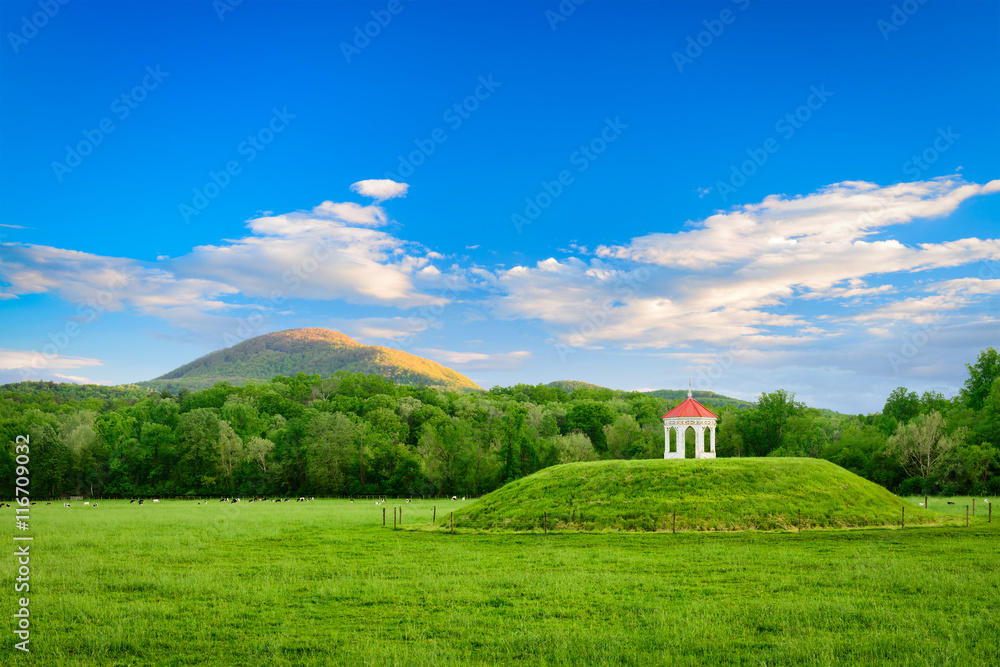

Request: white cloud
left=418, top=348, right=532, bottom=369
left=0, top=349, right=104, bottom=374
left=349, top=179, right=409, bottom=203
left=494, top=176, right=1000, bottom=352
left=333, top=317, right=435, bottom=342
left=0, top=187, right=455, bottom=343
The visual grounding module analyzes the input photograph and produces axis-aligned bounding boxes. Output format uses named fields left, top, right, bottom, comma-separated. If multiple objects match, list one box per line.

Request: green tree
left=175, top=409, right=221, bottom=491
left=217, top=420, right=244, bottom=491
left=548, top=432, right=598, bottom=463
left=305, top=412, right=355, bottom=494
left=245, top=436, right=275, bottom=474
left=887, top=411, right=965, bottom=479
left=961, top=347, right=1000, bottom=411
left=566, top=401, right=616, bottom=454
left=881, top=387, right=920, bottom=432
left=736, top=390, right=803, bottom=456
left=603, top=414, right=645, bottom=459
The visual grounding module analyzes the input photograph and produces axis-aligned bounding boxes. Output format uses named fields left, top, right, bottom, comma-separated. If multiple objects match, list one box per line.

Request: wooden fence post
left=672, top=509, right=676, bottom=534
left=901, top=506, right=905, bottom=529
left=400, top=507, right=403, bottom=525
left=433, top=505, right=436, bottom=522
left=543, top=511, right=547, bottom=535
left=973, top=498, right=975, bottom=516
left=990, top=502, right=992, bottom=523
left=966, top=505, right=969, bottom=527
left=925, top=495, right=928, bottom=511
left=798, top=508, right=801, bottom=533
left=382, top=507, right=385, bottom=527
left=393, top=506, right=397, bottom=529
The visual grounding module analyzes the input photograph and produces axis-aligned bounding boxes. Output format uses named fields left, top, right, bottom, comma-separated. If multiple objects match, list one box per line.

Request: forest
left=1, top=348, right=997, bottom=499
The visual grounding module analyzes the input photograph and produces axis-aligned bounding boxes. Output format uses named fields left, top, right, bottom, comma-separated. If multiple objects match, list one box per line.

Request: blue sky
left=1, top=0, right=998, bottom=414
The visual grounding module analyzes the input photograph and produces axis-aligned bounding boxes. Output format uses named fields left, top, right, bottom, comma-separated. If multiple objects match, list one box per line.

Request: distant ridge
left=141, top=328, right=481, bottom=392
left=547, top=380, right=753, bottom=409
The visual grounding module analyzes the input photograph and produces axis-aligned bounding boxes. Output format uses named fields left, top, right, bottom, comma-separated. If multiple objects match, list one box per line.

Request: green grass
left=2, top=497, right=998, bottom=666
left=903, top=495, right=995, bottom=518
left=449, top=458, right=943, bottom=532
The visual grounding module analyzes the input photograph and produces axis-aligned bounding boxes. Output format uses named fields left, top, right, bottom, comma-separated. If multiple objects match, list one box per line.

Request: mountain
left=141, top=328, right=481, bottom=392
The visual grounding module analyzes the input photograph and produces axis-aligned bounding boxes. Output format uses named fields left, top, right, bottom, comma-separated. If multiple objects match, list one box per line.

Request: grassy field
left=451, top=458, right=943, bottom=532
left=2, top=497, right=998, bottom=666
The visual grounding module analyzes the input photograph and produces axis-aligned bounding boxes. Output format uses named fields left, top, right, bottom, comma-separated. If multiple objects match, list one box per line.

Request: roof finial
left=688, top=379, right=692, bottom=399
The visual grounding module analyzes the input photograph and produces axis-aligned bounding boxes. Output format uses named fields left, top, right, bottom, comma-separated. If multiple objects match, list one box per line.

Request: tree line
left=1, top=348, right=997, bottom=499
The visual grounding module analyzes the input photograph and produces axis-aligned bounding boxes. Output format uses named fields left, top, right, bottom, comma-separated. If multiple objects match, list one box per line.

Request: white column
left=695, top=425, right=705, bottom=458
left=709, top=425, right=716, bottom=457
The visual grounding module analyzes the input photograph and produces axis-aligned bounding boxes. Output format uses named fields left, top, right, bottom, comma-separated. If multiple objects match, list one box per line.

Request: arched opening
left=684, top=426, right=696, bottom=459
left=668, top=428, right=678, bottom=454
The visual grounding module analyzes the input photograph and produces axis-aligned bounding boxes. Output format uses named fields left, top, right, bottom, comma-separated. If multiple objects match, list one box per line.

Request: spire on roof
left=688, top=379, right=692, bottom=399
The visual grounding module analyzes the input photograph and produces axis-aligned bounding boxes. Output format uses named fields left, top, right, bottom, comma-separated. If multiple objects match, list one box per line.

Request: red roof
left=663, top=397, right=718, bottom=419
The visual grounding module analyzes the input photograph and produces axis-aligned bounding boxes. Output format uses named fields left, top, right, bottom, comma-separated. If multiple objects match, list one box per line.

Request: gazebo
left=662, top=388, right=718, bottom=459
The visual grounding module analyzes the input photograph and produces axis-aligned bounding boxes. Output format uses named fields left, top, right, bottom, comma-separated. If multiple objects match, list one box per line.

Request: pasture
left=2, top=498, right=998, bottom=666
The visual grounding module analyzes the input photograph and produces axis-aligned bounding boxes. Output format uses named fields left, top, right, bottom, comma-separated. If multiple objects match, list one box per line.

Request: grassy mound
left=448, top=458, right=940, bottom=532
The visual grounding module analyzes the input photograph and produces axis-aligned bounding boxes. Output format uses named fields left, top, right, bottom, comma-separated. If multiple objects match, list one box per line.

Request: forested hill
left=141, top=328, right=481, bottom=393
left=644, top=389, right=755, bottom=410
left=547, top=382, right=755, bottom=410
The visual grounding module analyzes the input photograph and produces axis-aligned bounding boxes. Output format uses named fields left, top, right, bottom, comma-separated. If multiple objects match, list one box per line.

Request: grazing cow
left=350, top=499, right=354, bottom=503
left=152, top=499, right=160, bottom=503
left=64, top=503, right=70, bottom=508
left=452, top=496, right=457, bottom=501
left=45, top=503, right=51, bottom=506
left=138, top=499, right=144, bottom=505
left=947, top=501, right=956, bottom=505
left=84, top=502, right=89, bottom=506
left=130, top=499, right=136, bottom=504
left=93, top=503, right=98, bottom=508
